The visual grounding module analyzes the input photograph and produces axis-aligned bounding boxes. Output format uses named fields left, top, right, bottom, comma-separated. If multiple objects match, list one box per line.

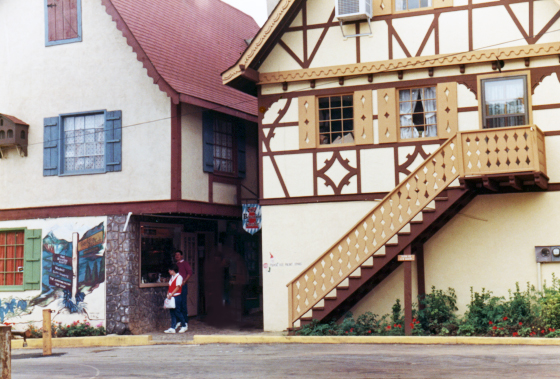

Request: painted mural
left=31, top=222, right=105, bottom=317
left=0, top=217, right=107, bottom=329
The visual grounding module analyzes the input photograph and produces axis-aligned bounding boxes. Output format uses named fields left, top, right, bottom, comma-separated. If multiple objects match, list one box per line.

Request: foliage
left=26, top=320, right=105, bottom=338
left=295, top=282, right=560, bottom=338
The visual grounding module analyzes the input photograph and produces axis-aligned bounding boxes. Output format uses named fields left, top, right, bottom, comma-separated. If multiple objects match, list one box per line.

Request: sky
left=222, top=0, right=269, bottom=26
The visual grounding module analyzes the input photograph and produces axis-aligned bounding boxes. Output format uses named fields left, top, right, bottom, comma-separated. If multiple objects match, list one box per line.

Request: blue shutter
left=237, top=122, right=246, bottom=178
left=23, top=229, right=42, bottom=290
left=105, top=110, right=122, bottom=172
left=202, top=111, right=214, bottom=173
left=43, top=117, right=60, bottom=176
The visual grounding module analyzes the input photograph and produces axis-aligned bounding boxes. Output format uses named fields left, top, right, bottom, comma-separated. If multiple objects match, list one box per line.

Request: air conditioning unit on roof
left=335, top=0, right=372, bottom=21
left=335, top=0, right=373, bottom=38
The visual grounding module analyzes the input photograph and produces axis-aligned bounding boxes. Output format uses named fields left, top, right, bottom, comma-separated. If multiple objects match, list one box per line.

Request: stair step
left=398, top=223, right=411, bottom=235
left=435, top=197, right=448, bottom=201
left=386, top=235, right=399, bottom=246
left=337, top=278, right=349, bottom=289
left=411, top=213, right=423, bottom=223
left=350, top=268, right=361, bottom=278
left=325, top=289, right=337, bottom=299
left=301, top=310, right=313, bottom=321
left=361, top=257, right=374, bottom=267
left=374, top=245, right=386, bottom=256
left=313, top=300, right=325, bottom=310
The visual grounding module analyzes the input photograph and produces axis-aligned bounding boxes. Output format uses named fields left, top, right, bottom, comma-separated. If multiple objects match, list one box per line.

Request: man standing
left=174, top=250, right=193, bottom=330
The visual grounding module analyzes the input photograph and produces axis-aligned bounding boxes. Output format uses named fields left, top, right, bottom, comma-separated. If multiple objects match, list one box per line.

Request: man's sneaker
left=178, top=325, right=188, bottom=333
left=164, top=328, right=176, bottom=334
left=175, top=322, right=181, bottom=329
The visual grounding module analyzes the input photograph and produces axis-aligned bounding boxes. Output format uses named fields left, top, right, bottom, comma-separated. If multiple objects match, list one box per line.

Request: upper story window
left=399, top=87, right=437, bottom=139
left=45, top=0, right=82, bottom=46
left=481, top=76, right=528, bottom=129
left=203, top=111, right=247, bottom=178
left=395, top=0, right=432, bottom=11
left=318, top=95, right=354, bottom=145
left=214, top=119, right=235, bottom=175
left=43, top=110, right=122, bottom=176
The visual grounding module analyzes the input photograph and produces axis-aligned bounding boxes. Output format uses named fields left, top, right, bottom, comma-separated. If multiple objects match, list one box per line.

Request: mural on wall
left=30, top=222, right=106, bottom=318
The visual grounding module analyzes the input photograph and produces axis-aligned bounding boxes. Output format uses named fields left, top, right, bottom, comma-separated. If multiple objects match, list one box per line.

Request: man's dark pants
left=178, top=287, right=189, bottom=324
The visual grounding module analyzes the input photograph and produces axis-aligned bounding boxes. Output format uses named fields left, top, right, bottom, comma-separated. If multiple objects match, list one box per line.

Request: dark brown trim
left=316, top=151, right=358, bottom=196
left=505, top=4, right=530, bottom=44
left=0, top=200, right=242, bottom=222
left=259, top=192, right=388, bottom=205
left=178, top=94, right=257, bottom=123
left=279, top=40, right=305, bottom=68
left=403, top=245, right=413, bottom=336
left=356, top=23, right=361, bottom=64
left=414, top=243, right=426, bottom=311
left=305, top=10, right=335, bottom=68
left=262, top=122, right=299, bottom=128
left=534, top=104, right=560, bottom=111
left=458, top=106, right=478, bottom=112
left=416, top=15, right=437, bottom=57
left=544, top=131, right=560, bottom=137
left=171, top=102, right=182, bottom=200
left=391, top=23, right=412, bottom=59
left=533, top=10, right=560, bottom=43
left=302, top=4, right=308, bottom=63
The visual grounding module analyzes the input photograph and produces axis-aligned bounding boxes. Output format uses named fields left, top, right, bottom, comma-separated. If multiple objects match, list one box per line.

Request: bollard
left=0, top=325, right=11, bottom=379
left=42, top=310, right=52, bottom=356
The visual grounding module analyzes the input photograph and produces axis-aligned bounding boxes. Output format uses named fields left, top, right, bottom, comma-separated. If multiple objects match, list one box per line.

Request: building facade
left=224, top=0, right=560, bottom=331
left=0, top=0, right=260, bottom=333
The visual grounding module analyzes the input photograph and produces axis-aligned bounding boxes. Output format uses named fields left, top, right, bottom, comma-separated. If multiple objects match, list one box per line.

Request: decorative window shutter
left=354, top=90, right=374, bottom=145
left=377, top=88, right=398, bottom=143
left=372, top=0, right=393, bottom=15
left=298, top=96, right=317, bottom=149
left=43, top=117, right=60, bottom=176
left=434, top=0, right=453, bottom=8
left=202, top=111, right=214, bottom=173
left=436, top=82, right=458, bottom=139
left=105, top=111, right=122, bottom=172
left=47, top=0, right=79, bottom=42
left=237, top=122, right=246, bottom=178
left=23, top=229, right=42, bottom=290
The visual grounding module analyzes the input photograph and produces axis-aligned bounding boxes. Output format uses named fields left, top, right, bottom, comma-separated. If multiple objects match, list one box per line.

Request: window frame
left=477, top=71, right=532, bottom=130
left=58, top=110, right=108, bottom=176
left=212, top=116, right=238, bottom=177
left=316, top=94, right=356, bottom=148
left=397, top=85, right=440, bottom=142
left=44, top=0, right=83, bottom=47
left=0, top=228, right=41, bottom=292
left=138, top=223, right=180, bottom=289
left=394, top=0, right=433, bottom=13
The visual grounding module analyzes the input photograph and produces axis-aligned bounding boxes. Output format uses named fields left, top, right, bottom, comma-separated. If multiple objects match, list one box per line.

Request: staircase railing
left=287, top=125, right=546, bottom=326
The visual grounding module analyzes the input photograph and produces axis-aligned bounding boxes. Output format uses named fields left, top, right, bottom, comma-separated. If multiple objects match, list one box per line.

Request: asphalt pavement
left=11, top=343, right=560, bottom=378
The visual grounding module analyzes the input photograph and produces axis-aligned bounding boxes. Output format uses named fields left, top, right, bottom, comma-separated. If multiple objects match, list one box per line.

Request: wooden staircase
left=287, top=125, right=547, bottom=329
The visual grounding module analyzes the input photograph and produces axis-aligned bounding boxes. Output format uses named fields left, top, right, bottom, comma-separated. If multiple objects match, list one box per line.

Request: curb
left=192, top=335, right=560, bottom=346
left=12, top=335, right=153, bottom=349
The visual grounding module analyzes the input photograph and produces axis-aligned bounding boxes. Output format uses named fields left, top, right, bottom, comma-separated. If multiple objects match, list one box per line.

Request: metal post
left=42, top=309, right=52, bottom=356
left=72, top=232, right=79, bottom=302
left=0, top=325, right=11, bottom=379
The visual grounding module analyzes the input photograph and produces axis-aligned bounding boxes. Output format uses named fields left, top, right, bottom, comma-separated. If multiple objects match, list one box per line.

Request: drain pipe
left=123, top=212, right=133, bottom=232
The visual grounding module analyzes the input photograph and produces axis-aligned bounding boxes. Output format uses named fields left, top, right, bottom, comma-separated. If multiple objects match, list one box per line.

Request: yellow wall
left=351, top=192, right=560, bottom=318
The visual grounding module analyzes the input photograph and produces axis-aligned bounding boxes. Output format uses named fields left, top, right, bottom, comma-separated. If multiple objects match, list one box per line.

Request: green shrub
left=417, top=286, right=458, bottom=335
left=26, top=320, right=106, bottom=338
left=541, top=274, right=560, bottom=330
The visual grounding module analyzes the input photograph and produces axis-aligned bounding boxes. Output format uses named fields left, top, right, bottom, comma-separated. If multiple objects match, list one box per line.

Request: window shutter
left=105, top=110, right=122, bottom=172
left=434, top=0, right=453, bottom=8
left=43, top=117, right=60, bottom=176
left=354, top=90, right=374, bottom=145
left=377, top=88, right=398, bottom=143
left=298, top=96, right=316, bottom=149
left=64, top=0, right=79, bottom=40
left=202, top=111, right=214, bottom=173
left=47, top=0, right=79, bottom=42
left=436, top=82, right=458, bottom=139
left=372, top=0, right=393, bottom=15
left=23, top=229, right=42, bottom=290
left=237, top=122, right=246, bottom=178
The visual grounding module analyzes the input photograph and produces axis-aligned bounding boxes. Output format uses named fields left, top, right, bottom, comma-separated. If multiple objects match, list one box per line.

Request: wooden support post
left=42, top=309, right=52, bottom=356
left=400, top=246, right=414, bottom=336
left=0, top=325, right=11, bottom=379
left=414, top=243, right=426, bottom=311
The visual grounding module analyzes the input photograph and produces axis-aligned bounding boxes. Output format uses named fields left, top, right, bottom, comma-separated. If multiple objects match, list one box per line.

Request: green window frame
left=0, top=229, right=42, bottom=292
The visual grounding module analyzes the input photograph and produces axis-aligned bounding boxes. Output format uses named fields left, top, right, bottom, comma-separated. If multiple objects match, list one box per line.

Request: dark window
left=45, top=0, right=82, bottom=46
left=213, top=118, right=235, bottom=175
left=396, top=0, right=432, bottom=11
left=318, top=95, right=354, bottom=145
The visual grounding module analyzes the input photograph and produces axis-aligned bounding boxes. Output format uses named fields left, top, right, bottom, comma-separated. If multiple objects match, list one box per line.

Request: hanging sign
left=242, top=204, right=262, bottom=235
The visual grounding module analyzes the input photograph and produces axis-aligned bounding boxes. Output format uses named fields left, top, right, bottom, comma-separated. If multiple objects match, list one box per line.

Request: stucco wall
left=0, top=0, right=172, bottom=209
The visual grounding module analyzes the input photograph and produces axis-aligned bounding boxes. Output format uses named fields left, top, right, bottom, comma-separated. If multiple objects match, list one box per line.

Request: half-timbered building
left=223, top=0, right=560, bottom=331
left=0, top=0, right=260, bottom=334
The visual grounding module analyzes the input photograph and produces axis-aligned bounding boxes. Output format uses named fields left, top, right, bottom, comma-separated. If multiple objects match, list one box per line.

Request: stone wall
left=106, top=215, right=168, bottom=334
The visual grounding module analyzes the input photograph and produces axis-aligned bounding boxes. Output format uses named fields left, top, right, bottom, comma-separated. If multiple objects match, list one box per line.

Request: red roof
left=0, top=114, right=28, bottom=125
left=104, top=0, right=259, bottom=117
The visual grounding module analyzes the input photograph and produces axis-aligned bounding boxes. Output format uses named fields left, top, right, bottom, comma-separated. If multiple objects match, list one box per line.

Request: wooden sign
left=77, top=231, right=104, bottom=251
left=49, top=276, right=72, bottom=291
left=398, top=255, right=416, bottom=262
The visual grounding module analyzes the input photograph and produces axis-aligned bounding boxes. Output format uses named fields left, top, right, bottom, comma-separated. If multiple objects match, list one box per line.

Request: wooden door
left=181, top=233, right=198, bottom=317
